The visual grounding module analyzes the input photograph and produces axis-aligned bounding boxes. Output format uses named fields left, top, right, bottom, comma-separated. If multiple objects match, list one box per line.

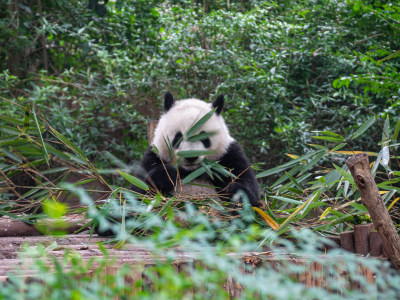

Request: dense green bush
left=1, top=0, right=399, bottom=171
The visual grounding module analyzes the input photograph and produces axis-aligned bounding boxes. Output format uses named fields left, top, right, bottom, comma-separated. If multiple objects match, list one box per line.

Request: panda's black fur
left=140, top=92, right=260, bottom=207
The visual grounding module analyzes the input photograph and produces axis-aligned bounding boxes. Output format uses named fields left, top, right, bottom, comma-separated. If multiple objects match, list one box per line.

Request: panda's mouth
left=180, top=156, right=203, bottom=170
left=181, top=161, right=201, bottom=171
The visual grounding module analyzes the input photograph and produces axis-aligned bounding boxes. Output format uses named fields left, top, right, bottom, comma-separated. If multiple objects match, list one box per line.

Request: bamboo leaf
left=312, top=131, right=345, bottom=139
left=186, top=109, right=215, bottom=138
left=276, top=191, right=320, bottom=232
left=330, top=150, right=378, bottom=156
left=388, top=197, right=400, bottom=212
left=319, top=207, right=332, bottom=221
left=32, top=106, right=50, bottom=166
left=312, top=136, right=345, bottom=142
left=181, top=168, right=206, bottom=184
left=392, top=118, right=400, bottom=142
left=333, top=164, right=355, bottom=186
left=50, top=127, right=89, bottom=164
left=256, top=150, right=319, bottom=178
left=331, top=143, right=347, bottom=151
left=118, top=171, right=149, bottom=191
left=299, top=150, right=327, bottom=175
left=253, top=207, right=278, bottom=230
left=285, top=172, right=303, bottom=190
left=177, top=150, right=215, bottom=158
left=186, top=131, right=216, bottom=142
left=348, top=116, right=376, bottom=141
left=378, top=49, right=400, bottom=62
left=269, top=196, right=304, bottom=205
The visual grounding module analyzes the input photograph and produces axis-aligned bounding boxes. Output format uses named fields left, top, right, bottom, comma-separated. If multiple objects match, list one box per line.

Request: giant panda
left=140, top=92, right=260, bottom=207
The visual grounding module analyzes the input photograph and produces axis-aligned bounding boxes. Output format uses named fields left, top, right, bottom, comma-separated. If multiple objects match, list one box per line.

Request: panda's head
left=152, top=92, right=235, bottom=170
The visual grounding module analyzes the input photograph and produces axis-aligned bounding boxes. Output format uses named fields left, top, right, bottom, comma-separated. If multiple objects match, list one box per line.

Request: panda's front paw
left=147, top=165, right=177, bottom=193
left=226, top=183, right=259, bottom=207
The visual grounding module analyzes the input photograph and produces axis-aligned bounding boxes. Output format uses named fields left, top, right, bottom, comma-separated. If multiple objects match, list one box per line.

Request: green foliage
left=257, top=114, right=400, bottom=232
left=2, top=197, right=400, bottom=299
left=1, top=0, right=399, bottom=170
left=1, top=1, right=400, bottom=296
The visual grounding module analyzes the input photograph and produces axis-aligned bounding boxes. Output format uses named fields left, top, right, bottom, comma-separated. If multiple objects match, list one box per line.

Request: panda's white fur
left=152, top=98, right=234, bottom=171
left=139, top=92, right=260, bottom=206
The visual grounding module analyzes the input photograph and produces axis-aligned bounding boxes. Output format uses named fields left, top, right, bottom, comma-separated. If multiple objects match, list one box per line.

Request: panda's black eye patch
left=202, top=138, right=211, bottom=148
left=200, top=131, right=211, bottom=148
left=172, top=131, right=183, bottom=148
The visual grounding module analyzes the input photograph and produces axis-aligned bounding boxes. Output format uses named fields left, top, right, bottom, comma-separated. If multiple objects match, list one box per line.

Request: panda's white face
left=152, top=95, right=234, bottom=171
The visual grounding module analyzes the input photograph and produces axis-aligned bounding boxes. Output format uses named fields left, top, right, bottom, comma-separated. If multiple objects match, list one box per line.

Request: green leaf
left=331, top=143, right=347, bottom=151
left=177, top=150, right=215, bottom=158
left=269, top=196, right=304, bottom=205
left=256, top=150, right=319, bottom=178
left=299, top=150, right=327, bottom=175
left=285, top=172, right=303, bottom=190
left=186, top=109, right=215, bottom=138
left=118, top=171, right=149, bottom=191
left=378, top=49, right=400, bottom=62
left=349, top=203, right=368, bottom=212
left=42, top=198, right=67, bottom=219
left=276, top=191, right=320, bottom=232
left=348, top=116, right=376, bottom=141
left=333, top=164, right=356, bottom=187
left=312, top=136, right=345, bottom=142
left=50, top=127, right=89, bottom=164
left=392, top=118, right=400, bottom=142
left=181, top=168, right=207, bottom=185
left=32, top=106, right=50, bottom=167
left=186, top=131, right=216, bottom=143
left=312, top=131, right=345, bottom=139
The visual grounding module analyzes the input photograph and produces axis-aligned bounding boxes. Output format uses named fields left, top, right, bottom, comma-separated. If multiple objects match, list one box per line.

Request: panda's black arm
left=141, top=147, right=178, bottom=194
left=211, top=142, right=260, bottom=206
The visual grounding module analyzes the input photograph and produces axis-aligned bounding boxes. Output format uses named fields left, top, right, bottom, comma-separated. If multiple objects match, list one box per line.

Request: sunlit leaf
left=388, top=197, right=400, bottom=212
left=276, top=191, right=320, bottom=232
left=253, top=207, right=278, bottom=230
left=319, top=207, right=332, bottom=221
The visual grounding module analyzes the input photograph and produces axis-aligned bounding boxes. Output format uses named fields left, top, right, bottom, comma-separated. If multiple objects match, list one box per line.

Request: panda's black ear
left=164, top=91, right=174, bottom=112
left=212, top=94, right=224, bottom=115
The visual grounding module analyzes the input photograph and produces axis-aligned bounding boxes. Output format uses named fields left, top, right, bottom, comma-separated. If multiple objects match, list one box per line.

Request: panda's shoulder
left=219, top=141, right=248, bottom=164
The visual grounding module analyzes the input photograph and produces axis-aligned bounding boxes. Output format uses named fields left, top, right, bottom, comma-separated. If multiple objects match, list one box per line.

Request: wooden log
left=346, top=153, right=400, bottom=271
left=323, top=235, right=341, bottom=252
left=354, top=223, right=373, bottom=256
left=0, top=215, right=87, bottom=237
left=340, top=231, right=355, bottom=253
left=146, top=120, right=158, bottom=145
left=0, top=217, right=40, bottom=236
left=369, top=231, right=384, bottom=257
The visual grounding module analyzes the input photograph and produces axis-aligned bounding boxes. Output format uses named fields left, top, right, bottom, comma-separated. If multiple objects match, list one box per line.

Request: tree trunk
left=346, top=153, right=400, bottom=271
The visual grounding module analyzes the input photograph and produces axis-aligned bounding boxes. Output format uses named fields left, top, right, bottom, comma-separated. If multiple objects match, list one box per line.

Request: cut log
left=346, top=153, right=400, bottom=271
left=147, top=120, right=158, bottom=145
left=354, top=223, right=373, bottom=256
left=369, top=231, right=384, bottom=257
left=340, top=231, right=355, bottom=253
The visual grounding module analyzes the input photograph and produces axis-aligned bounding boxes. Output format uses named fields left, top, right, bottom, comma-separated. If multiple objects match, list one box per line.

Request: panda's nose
left=185, top=157, right=198, bottom=163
